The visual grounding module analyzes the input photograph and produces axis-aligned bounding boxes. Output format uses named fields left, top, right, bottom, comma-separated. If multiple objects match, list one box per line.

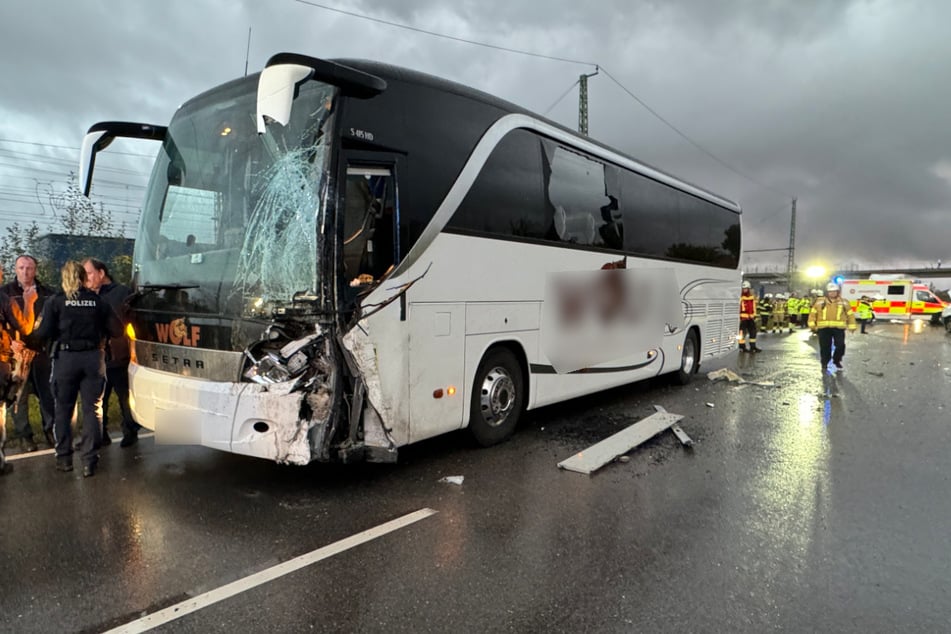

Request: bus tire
left=674, top=330, right=699, bottom=385
left=468, top=348, right=524, bottom=447
left=945, top=317, right=951, bottom=333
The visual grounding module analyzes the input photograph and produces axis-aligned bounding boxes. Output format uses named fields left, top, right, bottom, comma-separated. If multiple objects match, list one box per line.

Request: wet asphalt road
left=2, top=320, right=951, bottom=633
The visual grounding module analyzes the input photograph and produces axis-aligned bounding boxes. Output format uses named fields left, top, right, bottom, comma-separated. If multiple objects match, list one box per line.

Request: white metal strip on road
left=557, top=411, right=684, bottom=474
left=105, top=508, right=438, bottom=633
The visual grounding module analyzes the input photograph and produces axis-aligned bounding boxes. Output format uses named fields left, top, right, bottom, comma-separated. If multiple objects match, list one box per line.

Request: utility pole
left=578, top=67, right=599, bottom=136
left=786, top=197, right=797, bottom=291
left=244, top=27, right=252, bottom=77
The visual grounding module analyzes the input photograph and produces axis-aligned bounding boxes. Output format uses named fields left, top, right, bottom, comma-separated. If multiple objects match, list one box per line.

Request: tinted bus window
left=449, top=129, right=549, bottom=239
left=620, top=170, right=675, bottom=258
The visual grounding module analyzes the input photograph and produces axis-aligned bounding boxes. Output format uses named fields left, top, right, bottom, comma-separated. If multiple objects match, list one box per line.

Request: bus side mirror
left=256, top=63, right=315, bottom=134
left=79, top=122, right=167, bottom=197
left=79, top=129, right=114, bottom=197
left=256, top=53, right=387, bottom=135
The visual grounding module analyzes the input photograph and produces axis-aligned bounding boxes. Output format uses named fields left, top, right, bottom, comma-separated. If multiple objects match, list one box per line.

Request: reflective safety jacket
left=740, top=293, right=757, bottom=320
left=757, top=298, right=772, bottom=316
left=808, top=297, right=857, bottom=330
left=799, top=297, right=813, bottom=315
left=856, top=300, right=873, bottom=320
left=786, top=297, right=798, bottom=315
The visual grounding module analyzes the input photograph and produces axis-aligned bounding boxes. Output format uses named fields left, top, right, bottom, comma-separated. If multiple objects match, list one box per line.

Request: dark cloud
left=1, top=0, right=949, bottom=271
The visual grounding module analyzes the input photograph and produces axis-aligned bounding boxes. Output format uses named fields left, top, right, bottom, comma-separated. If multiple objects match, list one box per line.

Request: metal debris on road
left=706, top=367, right=776, bottom=387
left=707, top=368, right=745, bottom=382
left=557, top=408, right=685, bottom=475
left=438, top=475, right=464, bottom=485
left=654, top=405, right=693, bottom=447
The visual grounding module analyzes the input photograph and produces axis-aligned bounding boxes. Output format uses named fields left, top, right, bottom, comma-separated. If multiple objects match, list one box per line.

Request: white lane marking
left=104, top=508, right=438, bottom=633
left=5, top=433, right=156, bottom=462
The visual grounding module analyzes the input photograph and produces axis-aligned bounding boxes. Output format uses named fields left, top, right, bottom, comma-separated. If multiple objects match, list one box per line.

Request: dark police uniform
left=32, top=288, right=122, bottom=472
left=98, top=280, right=138, bottom=444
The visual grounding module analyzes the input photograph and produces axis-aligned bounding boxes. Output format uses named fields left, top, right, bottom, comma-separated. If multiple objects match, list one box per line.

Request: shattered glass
left=232, top=133, right=328, bottom=307
left=134, top=77, right=337, bottom=328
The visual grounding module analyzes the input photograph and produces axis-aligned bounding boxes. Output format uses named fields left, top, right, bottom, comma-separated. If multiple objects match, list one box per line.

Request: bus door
left=339, top=160, right=401, bottom=290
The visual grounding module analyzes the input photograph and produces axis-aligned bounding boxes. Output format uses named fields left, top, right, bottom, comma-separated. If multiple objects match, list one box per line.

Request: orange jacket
left=740, top=293, right=757, bottom=320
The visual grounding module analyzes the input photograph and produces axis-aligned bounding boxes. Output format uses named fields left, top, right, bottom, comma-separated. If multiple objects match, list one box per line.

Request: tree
left=0, top=221, right=42, bottom=273
left=1, top=171, right=127, bottom=285
left=51, top=173, right=118, bottom=237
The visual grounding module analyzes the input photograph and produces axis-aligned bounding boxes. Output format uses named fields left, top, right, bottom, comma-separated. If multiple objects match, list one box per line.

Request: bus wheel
left=469, top=348, right=524, bottom=447
left=674, top=330, right=699, bottom=385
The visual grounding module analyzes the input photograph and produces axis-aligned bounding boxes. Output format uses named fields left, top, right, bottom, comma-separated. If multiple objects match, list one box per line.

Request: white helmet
left=742, top=281, right=751, bottom=289
left=826, top=282, right=840, bottom=292
left=765, top=293, right=773, bottom=298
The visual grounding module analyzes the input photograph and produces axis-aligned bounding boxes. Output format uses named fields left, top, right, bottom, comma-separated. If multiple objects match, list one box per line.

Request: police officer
left=27, top=261, right=122, bottom=476
left=83, top=257, right=139, bottom=447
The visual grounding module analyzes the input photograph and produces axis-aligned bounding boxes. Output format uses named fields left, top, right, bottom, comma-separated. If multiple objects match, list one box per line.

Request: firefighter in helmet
left=739, top=281, right=761, bottom=352
left=807, top=282, right=856, bottom=372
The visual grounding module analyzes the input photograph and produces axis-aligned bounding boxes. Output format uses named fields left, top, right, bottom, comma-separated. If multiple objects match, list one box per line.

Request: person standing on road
left=855, top=295, right=874, bottom=334
left=25, top=261, right=122, bottom=476
left=0, top=264, right=26, bottom=473
left=83, top=258, right=140, bottom=447
left=758, top=293, right=773, bottom=332
left=799, top=291, right=815, bottom=328
left=1, top=254, right=56, bottom=452
left=739, top=281, right=761, bottom=352
left=807, top=282, right=857, bottom=372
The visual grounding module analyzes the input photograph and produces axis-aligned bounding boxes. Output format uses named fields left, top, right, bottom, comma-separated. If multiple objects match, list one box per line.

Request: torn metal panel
left=557, top=411, right=684, bottom=475
left=341, top=320, right=392, bottom=428
left=653, top=404, right=693, bottom=447
left=234, top=331, right=338, bottom=464
left=362, top=408, right=397, bottom=463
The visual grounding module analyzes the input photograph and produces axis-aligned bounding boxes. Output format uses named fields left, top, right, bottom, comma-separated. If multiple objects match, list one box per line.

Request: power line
left=599, top=67, right=791, bottom=200
left=0, top=137, right=155, bottom=158
left=294, top=0, right=597, bottom=67
left=293, top=1, right=792, bottom=202
left=543, top=79, right=580, bottom=116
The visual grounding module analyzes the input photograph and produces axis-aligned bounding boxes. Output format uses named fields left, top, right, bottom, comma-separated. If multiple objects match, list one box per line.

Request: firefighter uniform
left=757, top=295, right=773, bottom=330
left=32, top=287, right=122, bottom=475
left=787, top=295, right=799, bottom=327
left=807, top=284, right=857, bottom=371
left=772, top=294, right=788, bottom=332
left=855, top=297, right=874, bottom=334
left=799, top=294, right=813, bottom=328
left=739, top=284, right=760, bottom=352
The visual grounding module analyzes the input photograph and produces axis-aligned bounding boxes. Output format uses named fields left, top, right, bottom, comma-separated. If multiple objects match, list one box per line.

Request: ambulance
left=839, top=278, right=947, bottom=322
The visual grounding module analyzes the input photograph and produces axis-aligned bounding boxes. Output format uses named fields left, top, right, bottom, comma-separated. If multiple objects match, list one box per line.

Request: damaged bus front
left=80, top=55, right=395, bottom=464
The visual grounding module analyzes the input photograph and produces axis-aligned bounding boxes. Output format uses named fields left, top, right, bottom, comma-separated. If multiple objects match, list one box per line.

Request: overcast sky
left=1, top=0, right=949, bottom=274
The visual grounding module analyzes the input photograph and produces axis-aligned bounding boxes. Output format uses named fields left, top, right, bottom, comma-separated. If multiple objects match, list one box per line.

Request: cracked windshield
left=135, top=78, right=337, bottom=319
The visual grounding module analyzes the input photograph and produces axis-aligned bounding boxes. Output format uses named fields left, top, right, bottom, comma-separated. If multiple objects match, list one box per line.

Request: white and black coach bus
left=79, top=53, right=742, bottom=465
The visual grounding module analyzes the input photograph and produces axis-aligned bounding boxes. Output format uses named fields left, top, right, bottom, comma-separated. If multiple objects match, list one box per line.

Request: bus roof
left=177, top=57, right=740, bottom=214
left=334, top=58, right=741, bottom=214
